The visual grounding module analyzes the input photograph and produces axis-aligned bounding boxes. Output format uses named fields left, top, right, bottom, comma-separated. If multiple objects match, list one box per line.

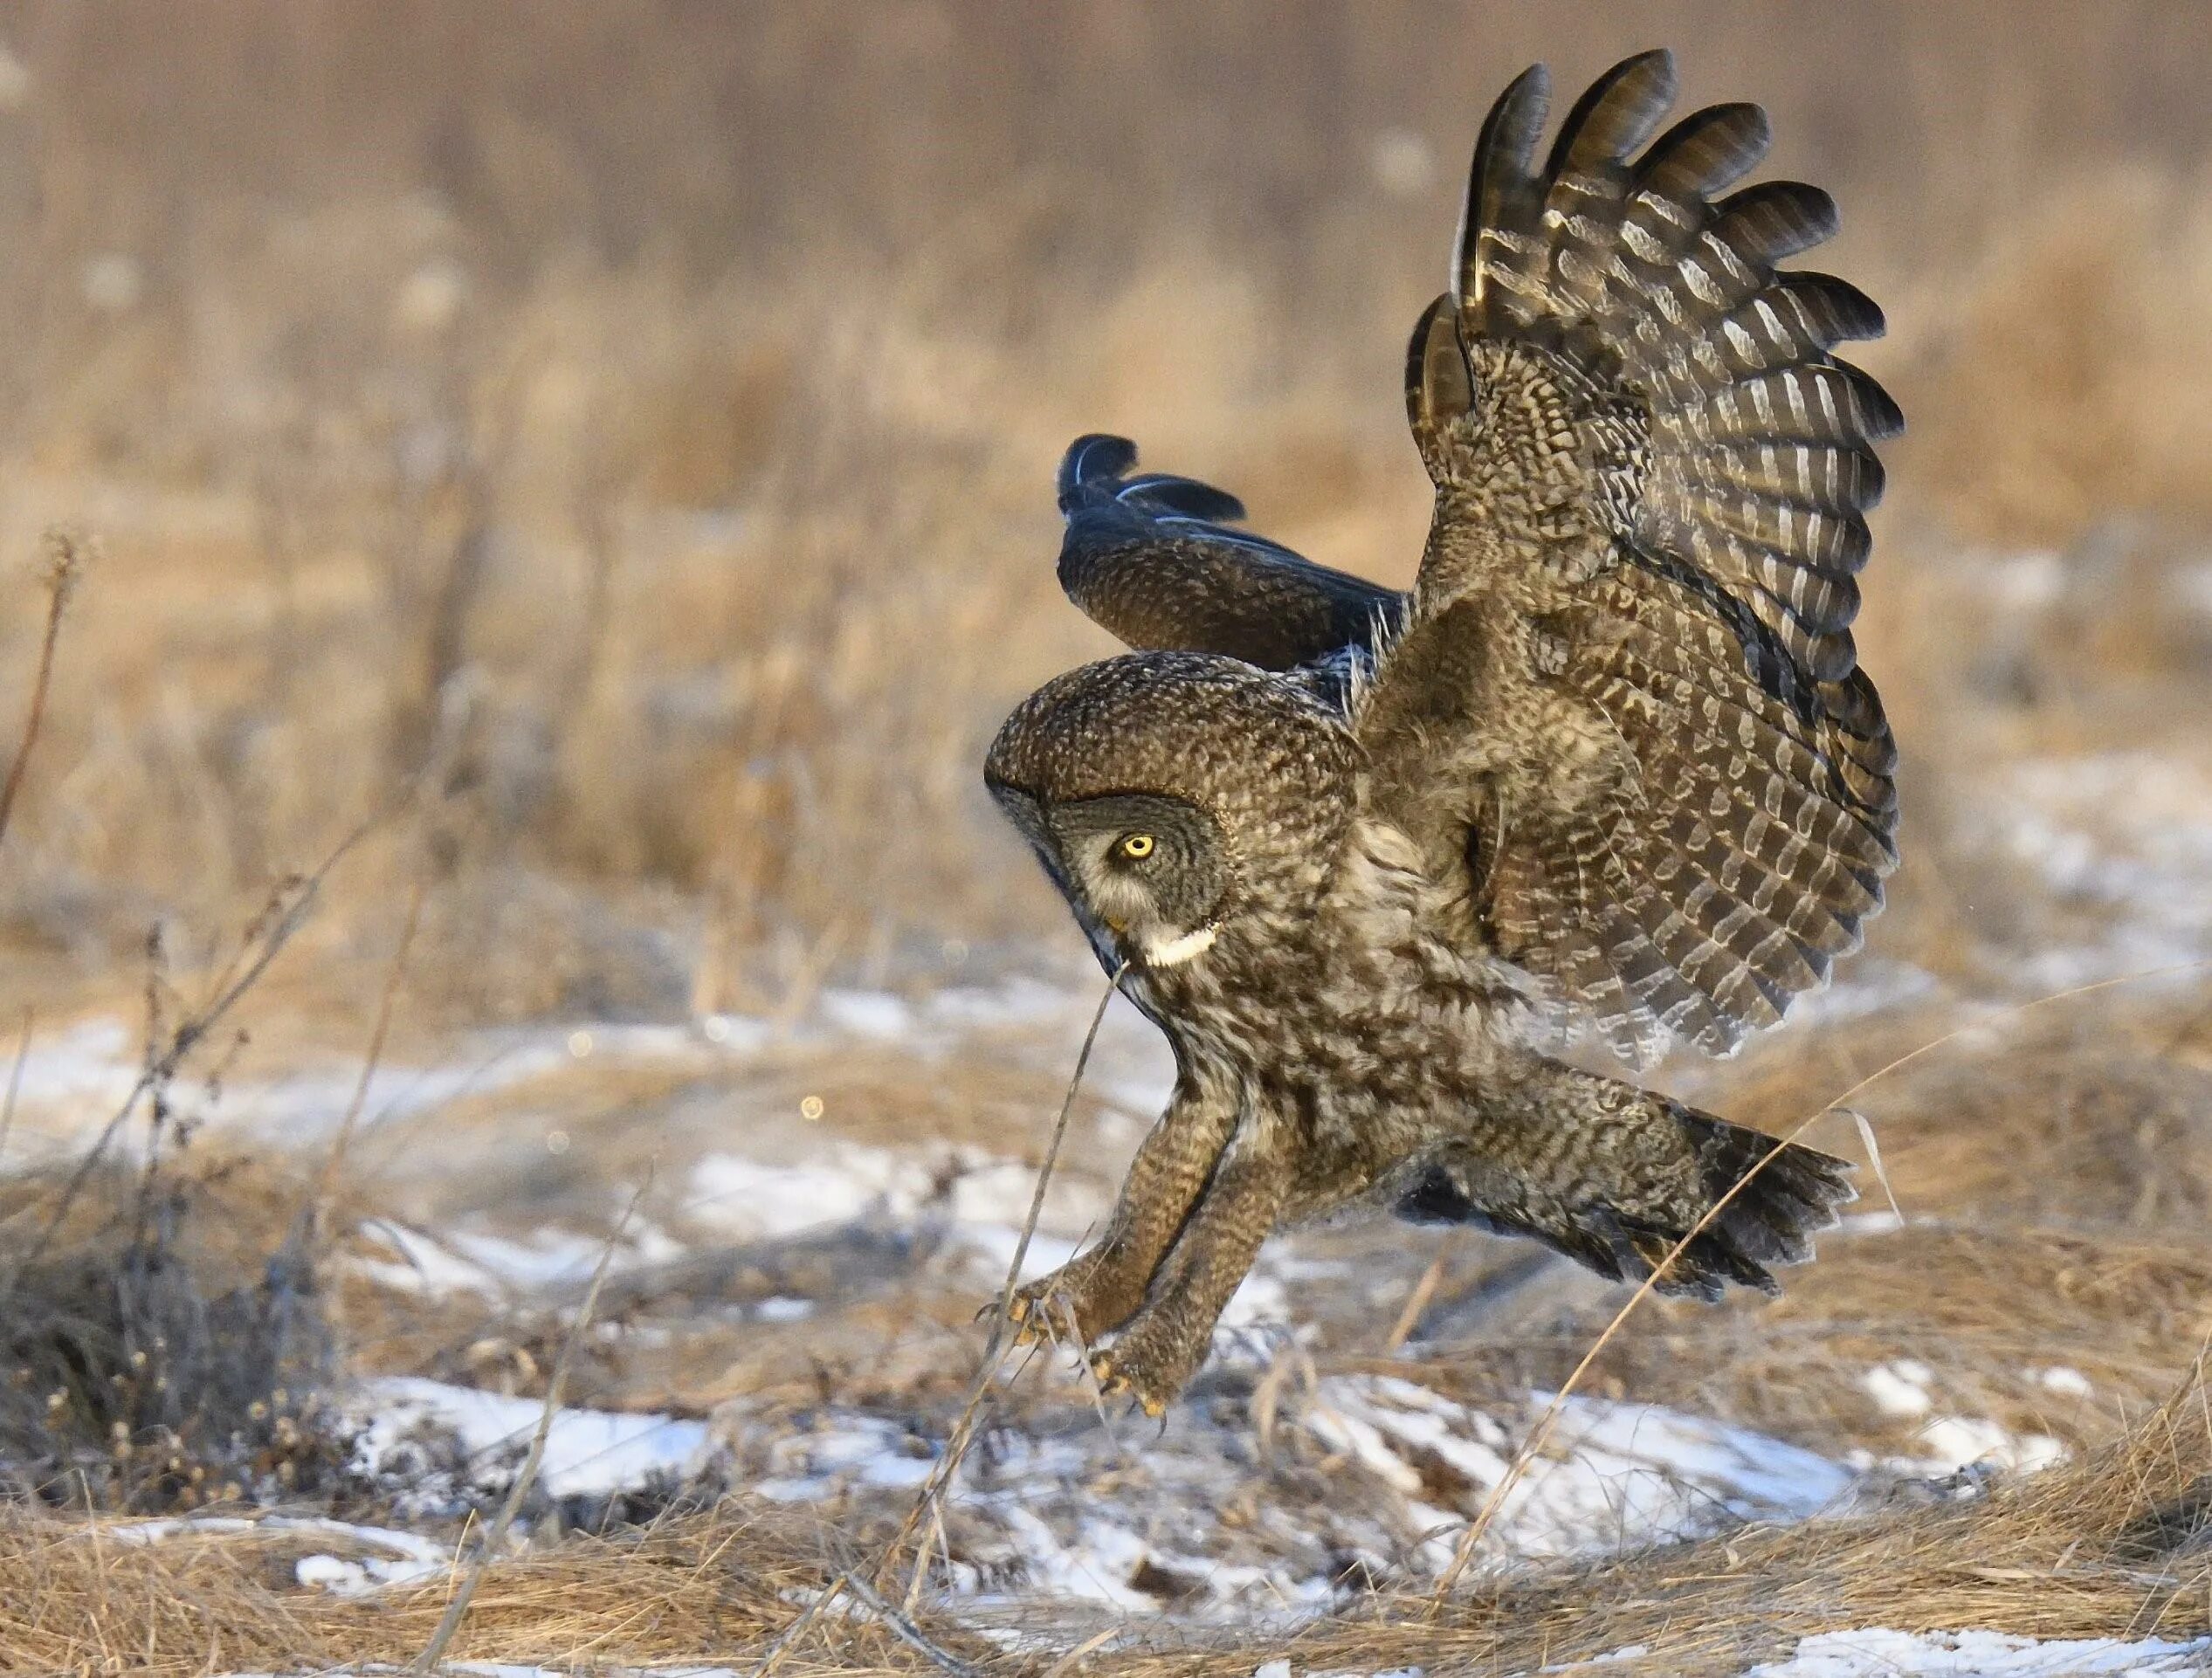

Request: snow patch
left=1862, top=1360, right=1934, bottom=1419
left=1744, top=1627, right=2211, bottom=1676
left=715, top=1372, right=1852, bottom=1611
left=348, top=1377, right=713, bottom=1504
left=2038, top=1365, right=2095, bottom=1399
left=1909, top=1416, right=2066, bottom=1476
left=1311, top=1378, right=1851, bottom=1566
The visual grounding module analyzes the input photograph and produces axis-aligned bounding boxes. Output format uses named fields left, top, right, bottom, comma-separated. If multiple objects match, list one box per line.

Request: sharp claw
left=1088, top=1351, right=1168, bottom=1418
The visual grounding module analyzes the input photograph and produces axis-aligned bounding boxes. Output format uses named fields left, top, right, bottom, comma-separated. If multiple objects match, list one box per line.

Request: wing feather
left=1358, top=50, right=1899, bottom=1064
left=1054, top=433, right=1404, bottom=671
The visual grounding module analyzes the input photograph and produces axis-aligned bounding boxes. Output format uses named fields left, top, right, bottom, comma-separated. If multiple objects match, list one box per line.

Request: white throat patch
left=1140, top=925, right=1218, bottom=967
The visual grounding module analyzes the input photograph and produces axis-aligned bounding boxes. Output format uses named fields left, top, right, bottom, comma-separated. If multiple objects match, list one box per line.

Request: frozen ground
left=2, top=980, right=2123, bottom=1618
left=1736, top=1628, right=2212, bottom=1677
left=169, top=1634, right=2212, bottom=1678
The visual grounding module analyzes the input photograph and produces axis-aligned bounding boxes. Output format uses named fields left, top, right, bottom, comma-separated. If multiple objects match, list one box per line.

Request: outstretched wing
left=1055, top=434, right=1405, bottom=671
left=1357, top=50, right=1900, bottom=1065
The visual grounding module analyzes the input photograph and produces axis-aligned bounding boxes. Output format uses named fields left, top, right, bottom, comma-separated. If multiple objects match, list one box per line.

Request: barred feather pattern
left=1374, top=48, right=1900, bottom=1063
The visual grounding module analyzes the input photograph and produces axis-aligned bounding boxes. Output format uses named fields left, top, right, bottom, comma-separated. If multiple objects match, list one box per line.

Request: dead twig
left=748, top=1575, right=853, bottom=1678
left=1385, top=1233, right=1460, bottom=1354
left=0, top=531, right=83, bottom=852
left=840, top=1570, right=981, bottom=1676
left=868, top=966, right=1122, bottom=1613
left=0, top=1007, right=31, bottom=1167
left=309, top=877, right=427, bottom=1233
left=0, top=810, right=383, bottom=1293
left=410, top=1171, right=649, bottom=1674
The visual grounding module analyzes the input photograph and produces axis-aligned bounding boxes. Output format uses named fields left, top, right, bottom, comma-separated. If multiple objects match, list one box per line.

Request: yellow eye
left=1118, top=833, right=1155, bottom=860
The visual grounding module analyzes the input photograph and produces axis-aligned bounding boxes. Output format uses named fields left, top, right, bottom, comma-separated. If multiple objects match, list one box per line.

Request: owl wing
left=1054, top=434, right=1406, bottom=671
left=1354, top=50, right=1900, bottom=1065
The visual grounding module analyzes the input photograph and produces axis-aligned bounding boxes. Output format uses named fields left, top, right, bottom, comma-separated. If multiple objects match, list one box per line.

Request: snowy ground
left=3, top=965, right=2127, bottom=1615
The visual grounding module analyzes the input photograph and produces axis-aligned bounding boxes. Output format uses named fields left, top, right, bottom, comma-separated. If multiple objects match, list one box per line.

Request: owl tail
left=1397, top=1066, right=1856, bottom=1300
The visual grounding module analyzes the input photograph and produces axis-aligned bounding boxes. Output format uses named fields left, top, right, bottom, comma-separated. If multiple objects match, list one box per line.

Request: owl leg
left=1088, top=1118, right=1295, bottom=1415
left=1008, top=1083, right=1238, bottom=1346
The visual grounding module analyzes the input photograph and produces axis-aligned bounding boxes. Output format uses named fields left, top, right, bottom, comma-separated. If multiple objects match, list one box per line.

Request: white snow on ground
left=99, top=1514, right=452, bottom=1595
left=1863, top=1359, right=1937, bottom=1418
left=1905, top=1417, right=2067, bottom=1476
left=351, top=1218, right=687, bottom=1298
left=348, top=1376, right=713, bottom=1504
left=1310, top=1376, right=1853, bottom=1566
left=0, top=978, right=1161, bottom=1168
left=716, top=1370, right=1855, bottom=1611
left=1853, top=1362, right=2068, bottom=1477
left=1742, top=1628, right=2212, bottom=1676
left=2040, top=1365, right=2096, bottom=1398
left=681, top=1138, right=1110, bottom=1249
left=1967, top=752, right=2212, bottom=990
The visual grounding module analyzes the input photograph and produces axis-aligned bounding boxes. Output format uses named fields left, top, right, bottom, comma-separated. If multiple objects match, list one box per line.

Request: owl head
left=985, top=652, right=1354, bottom=971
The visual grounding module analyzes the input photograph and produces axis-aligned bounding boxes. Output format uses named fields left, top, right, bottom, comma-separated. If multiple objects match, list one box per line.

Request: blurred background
left=0, top=0, right=2209, bottom=1024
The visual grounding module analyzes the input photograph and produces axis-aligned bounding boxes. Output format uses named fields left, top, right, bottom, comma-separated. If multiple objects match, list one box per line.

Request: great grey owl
left=985, top=49, right=1898, bottom=1413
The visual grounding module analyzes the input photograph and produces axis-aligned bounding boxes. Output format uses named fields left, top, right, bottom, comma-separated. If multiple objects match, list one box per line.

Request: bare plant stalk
left=840, top=1571, right=980, bottom=1677
left=0, top=531, right=84, bottom=852
left=1384, top=1233, right=1459, bottom=1354
left=747, top=1573, right=852, bottom=1678
left=410, top=1173, right=647, bottom=1674
left=862, top=968, right=1121, bottom=1616
left=0, top=811, right=382, bottom=1289
left=1846, top=1106, right=1906, bottom=1225
left=1428, top=956, right=2212, bottom=1602
left=311, top=878, right=427, bottom=1230
left=0, top=1007, right=31, bottom=1166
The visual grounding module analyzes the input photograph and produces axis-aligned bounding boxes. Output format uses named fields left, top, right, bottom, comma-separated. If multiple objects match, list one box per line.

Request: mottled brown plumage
left=985, top=49, right=1892, bottom=1413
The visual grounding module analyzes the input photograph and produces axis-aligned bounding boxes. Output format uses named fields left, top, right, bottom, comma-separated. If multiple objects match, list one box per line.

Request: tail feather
left=1056, top=433, right=1138, bottom=510
left=1672, top=1105, right=1856, bottom=1288
left=1394, top=1071, right=1855, bottom=1301
left=1056, top=434, right=1261, bottom=529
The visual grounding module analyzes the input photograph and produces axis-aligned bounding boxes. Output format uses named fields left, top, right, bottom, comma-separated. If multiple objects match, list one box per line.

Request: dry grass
left=0, top=1146, right=351, bottom=1514
left=0, top=1355, right=2196, bottom=1676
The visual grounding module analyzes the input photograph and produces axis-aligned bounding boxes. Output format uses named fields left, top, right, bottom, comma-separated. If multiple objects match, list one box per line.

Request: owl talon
left=1088, top=1351, right=1169, bottom=1418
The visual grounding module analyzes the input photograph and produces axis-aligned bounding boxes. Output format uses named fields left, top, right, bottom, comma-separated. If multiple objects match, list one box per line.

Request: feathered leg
left=1009, top=1076, right=1238, bottom=1345
left=1090, top=1114, right=1296, bottom=1414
